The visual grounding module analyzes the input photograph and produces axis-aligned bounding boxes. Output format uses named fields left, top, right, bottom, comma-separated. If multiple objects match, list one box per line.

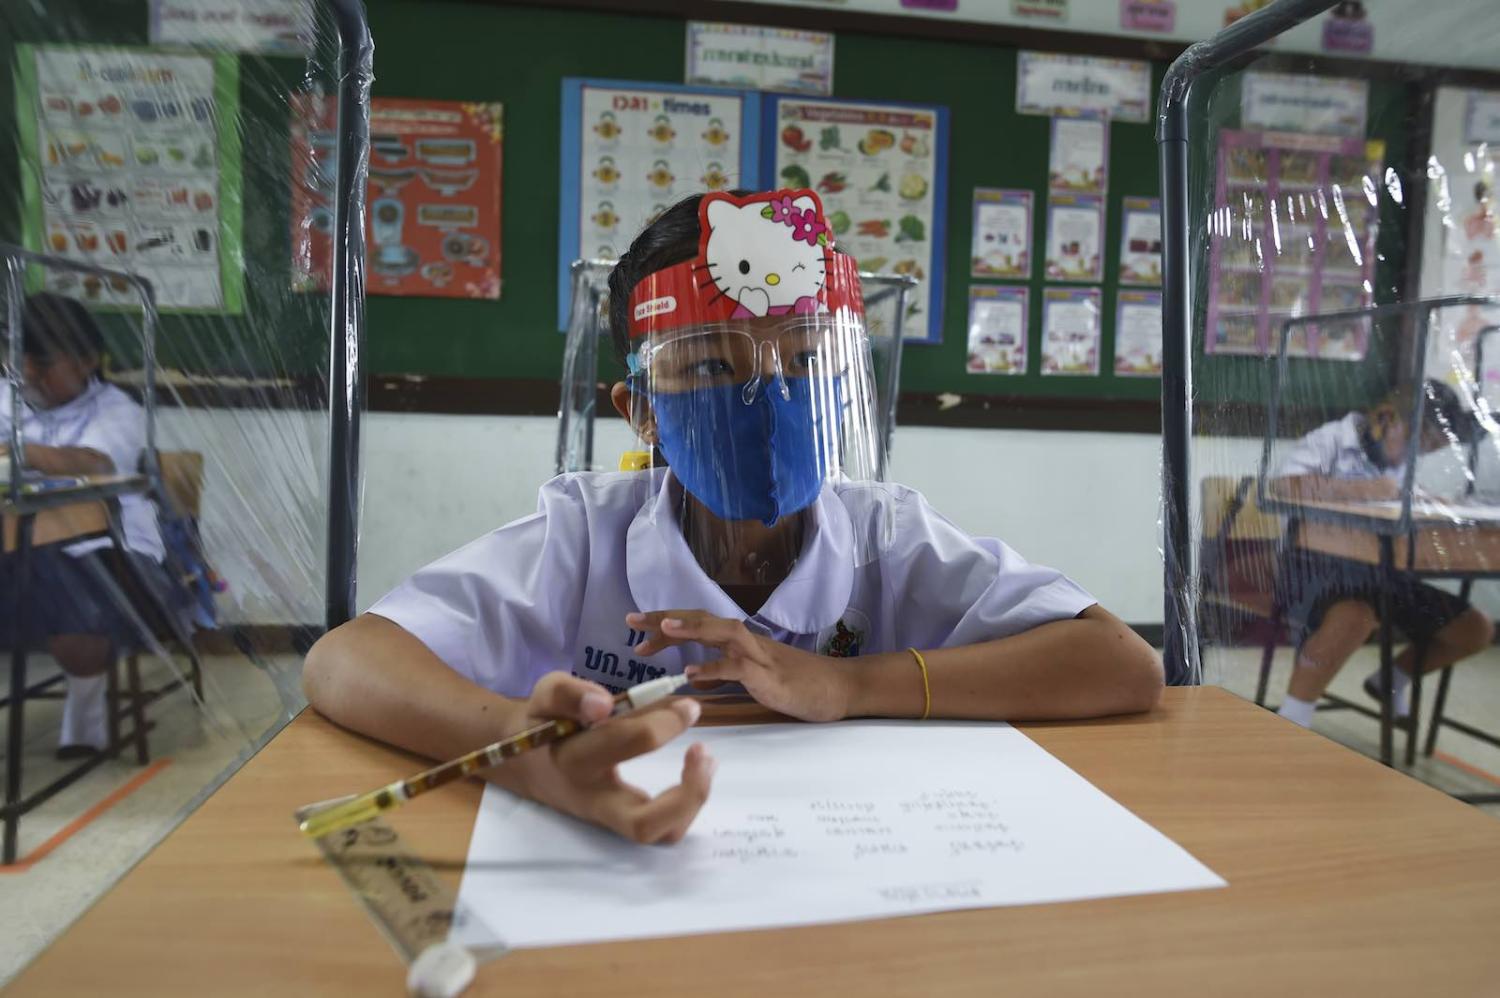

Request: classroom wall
left=348, top=415, right=1168, bottom=623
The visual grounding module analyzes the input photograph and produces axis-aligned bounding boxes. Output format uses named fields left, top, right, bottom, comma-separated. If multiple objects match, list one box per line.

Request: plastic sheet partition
left=0, top=0, right=370, bottom=958
left=1160, top=0, right=1500, bottom=778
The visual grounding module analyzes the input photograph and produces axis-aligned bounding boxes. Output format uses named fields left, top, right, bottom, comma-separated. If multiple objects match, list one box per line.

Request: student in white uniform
left=305, top=189, right=1162, bottom=844
left=1270, top=379, right=1493, bottom=728
left=3, top=294, right=175, bottom=757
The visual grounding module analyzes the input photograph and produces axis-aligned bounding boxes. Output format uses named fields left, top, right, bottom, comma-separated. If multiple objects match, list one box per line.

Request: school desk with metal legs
left=1266, top=496, right=1500, bottom=795
left=0, top=474, right=158, bottom=864
left=9, top=687, right=1500, bottom=996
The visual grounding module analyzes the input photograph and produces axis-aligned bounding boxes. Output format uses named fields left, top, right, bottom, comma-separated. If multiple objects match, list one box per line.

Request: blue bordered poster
left=762, top=94, right=950, bottom=344
left=558, top=77, right=761, bottom=327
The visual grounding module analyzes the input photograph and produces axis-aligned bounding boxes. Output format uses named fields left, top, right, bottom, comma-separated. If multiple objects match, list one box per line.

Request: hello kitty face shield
left=624, top=190, right=880, bottom=525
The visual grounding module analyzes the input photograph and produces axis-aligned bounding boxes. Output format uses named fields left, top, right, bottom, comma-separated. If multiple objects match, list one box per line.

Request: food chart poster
left=1204, top=128, right=1382, bottom=360
left=17, top=43, right=243, bottom=313
left=292, top=97, right=503, bottom=300
left=559, top=77, right=761, bottom=327
left=764, top=94, right=949, bottom=343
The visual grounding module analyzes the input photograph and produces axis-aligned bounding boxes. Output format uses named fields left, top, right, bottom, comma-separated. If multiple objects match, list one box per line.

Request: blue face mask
left=641, top=375, right=842, bottom=525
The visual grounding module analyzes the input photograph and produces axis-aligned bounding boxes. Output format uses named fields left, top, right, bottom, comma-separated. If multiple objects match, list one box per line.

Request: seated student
left=1270, top=379, right=1493, bottom=728
left=304, top=189, right=1162, bottom=844
left=2, top=293, right=175, bottom=757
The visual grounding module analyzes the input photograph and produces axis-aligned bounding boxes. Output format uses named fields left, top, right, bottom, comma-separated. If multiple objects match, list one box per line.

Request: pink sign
left=1120, top=0, right=1175, bottom=33
left=1322, top=12, right=1373, bottom=54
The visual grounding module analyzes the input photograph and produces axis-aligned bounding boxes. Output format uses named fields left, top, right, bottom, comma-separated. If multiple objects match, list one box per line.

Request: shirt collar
left=26, top=377, right=105, bottom=422
left=625, top=471, right=855, bottom=635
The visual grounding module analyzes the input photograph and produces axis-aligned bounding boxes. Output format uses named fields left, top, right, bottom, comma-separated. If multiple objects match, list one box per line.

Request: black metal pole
left=1156, top=0, right=1340, bottom=685
left=324, top=0, right=372, bottom=631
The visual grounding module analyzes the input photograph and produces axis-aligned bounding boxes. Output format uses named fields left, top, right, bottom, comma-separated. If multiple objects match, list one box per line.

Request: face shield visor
left=624, top=190, right=880, bottom=528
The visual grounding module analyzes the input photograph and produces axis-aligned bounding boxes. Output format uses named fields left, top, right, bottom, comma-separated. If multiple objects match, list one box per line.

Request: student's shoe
left=55, top=744, right=101, bottom=762
left=58, top=673, right=110, bottom=757
left=1362, top=674, right=1414, bottom=732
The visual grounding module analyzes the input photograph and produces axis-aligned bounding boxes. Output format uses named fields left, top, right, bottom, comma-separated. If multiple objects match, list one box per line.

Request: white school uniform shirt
left=0, top=379, right=165, bottom=562
left=1275, top=412, right=1397, bottom=482
left=370, top=470, right=1097, bottom=697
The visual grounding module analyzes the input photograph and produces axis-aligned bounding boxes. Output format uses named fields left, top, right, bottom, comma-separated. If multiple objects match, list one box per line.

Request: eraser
left=406, top=940, right=477, bottom=998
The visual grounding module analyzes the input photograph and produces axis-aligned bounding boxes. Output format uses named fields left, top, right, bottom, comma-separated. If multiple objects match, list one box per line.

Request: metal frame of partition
left=1255, top=296, right=1500, bottom=770
left=0, top=247, right=197, bottom=863
left=324, top=0, right=373, bottom=631
left=1157, top=0, right=1344, bottom=685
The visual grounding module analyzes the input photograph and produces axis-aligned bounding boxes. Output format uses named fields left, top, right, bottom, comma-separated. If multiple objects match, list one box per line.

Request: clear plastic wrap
left=0, top=0, right=369, bottom=965
left=618, top=188, right=893, bottom=580
left=1165, top=0, right=1500, bottom=779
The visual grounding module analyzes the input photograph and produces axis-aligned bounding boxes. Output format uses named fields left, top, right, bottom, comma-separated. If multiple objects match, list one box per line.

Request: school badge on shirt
left=818, top=608, right=869, bottom=658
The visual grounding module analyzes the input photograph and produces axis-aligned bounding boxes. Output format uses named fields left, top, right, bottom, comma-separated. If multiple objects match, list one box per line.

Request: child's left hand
left=625, top=610, right=854, bottom=723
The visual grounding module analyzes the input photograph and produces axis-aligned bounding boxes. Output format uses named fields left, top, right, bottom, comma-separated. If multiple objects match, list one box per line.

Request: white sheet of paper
left=453, top=721, right=1225, bottom=950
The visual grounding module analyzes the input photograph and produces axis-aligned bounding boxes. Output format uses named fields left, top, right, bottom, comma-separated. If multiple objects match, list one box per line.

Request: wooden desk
left=12, top=688, right=1500, bottom=996
left=1289, top=498, right=1500, bottom=572
left=0, top=473, right=146, bottom=553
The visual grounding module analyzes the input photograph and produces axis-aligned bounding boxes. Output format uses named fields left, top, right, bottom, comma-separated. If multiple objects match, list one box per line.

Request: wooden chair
left=106, top=450, right=209, bottom=764
left=1198, top=475, right=1290, bottom=703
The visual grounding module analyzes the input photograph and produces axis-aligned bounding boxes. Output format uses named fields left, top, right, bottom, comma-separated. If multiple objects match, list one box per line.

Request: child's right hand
left=502, top=673, right=716, bottom=845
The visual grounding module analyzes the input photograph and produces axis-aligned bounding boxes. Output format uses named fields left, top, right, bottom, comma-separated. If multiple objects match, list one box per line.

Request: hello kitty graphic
left=700, top=190, right=831, bottom=319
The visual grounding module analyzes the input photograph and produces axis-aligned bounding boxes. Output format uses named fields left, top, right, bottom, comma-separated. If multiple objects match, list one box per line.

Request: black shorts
left=0, top=546, right=184, bottom=649
left=1276, top=551, right=1470, bottom=646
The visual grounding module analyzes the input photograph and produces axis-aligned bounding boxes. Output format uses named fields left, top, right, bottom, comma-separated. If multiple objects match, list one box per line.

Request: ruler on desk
left=293, top=801, right=506, bottom=966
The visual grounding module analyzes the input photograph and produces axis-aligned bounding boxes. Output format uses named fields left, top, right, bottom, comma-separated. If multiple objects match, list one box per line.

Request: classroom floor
left=0, top=649, right=304, bottom=987
left=2, top=643, right=1499, bottom=986
left=1207, top=643, right=1500, bottom=814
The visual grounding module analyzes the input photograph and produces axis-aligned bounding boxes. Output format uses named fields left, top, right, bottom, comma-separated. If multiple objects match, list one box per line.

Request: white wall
left=352, top=413, right=1168, bottom=623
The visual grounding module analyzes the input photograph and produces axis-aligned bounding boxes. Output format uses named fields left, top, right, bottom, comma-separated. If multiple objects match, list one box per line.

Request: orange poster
left=291, top=96, right=502, bottom=299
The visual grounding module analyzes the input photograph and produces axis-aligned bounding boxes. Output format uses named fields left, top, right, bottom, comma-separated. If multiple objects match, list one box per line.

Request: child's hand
left=506, top=672, right=716, bottom=844
left=626, top=611, right=855, bottom=723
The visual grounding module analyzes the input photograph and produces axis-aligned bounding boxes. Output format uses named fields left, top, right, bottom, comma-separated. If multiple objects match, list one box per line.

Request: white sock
left=59, top=673, right=109, bottom=750
left=1278, top=695, right=1317, bottom=727
left=1366, top=668, right=1411, bottom=717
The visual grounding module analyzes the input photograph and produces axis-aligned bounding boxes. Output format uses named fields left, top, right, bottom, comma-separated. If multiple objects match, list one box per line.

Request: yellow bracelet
left=908, top=647, right=931, bottom=720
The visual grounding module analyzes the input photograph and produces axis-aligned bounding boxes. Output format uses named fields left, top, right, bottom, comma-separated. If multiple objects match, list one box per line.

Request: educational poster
left=17, top=44, right=243, bottom=312
left=1241, top=71, right=1368, bottom=137
left=1044, top=194, right=1103, bottom=282
left=1204, top=129, right=1382, bottom=360
left=1118, top=196, right=1162, bottom=286
left=771, top=96, right=948, bottom=342
left=558, top=78, right=758, bottom=326
left=1425, top=93, right=1500, bottom=391
left=149, top=0, right=313, bottom=55
left=579, top=84, right=742, bottom=264
left=1015, top=51, right=1151, bottom=122
left=1114, top=288, right=1163, bottom=376
left=1041, top=286, right=1101, bottom=375
left=966, top=285, right=1028, bottom=375
left=971, top=188, right=1032, bottom=279
left=1048, top=116, right=1107, bottom=194
left=291, top=97, right=503, bottom=299
left=685, top=22, right=834, bottom=95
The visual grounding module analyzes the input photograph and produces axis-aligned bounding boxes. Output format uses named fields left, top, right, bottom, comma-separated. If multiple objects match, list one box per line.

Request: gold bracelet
left=907, top=647, right=931, bottom=720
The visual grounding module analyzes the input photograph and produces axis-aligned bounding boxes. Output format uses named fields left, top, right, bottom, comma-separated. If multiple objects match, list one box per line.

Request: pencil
left=297, top=674, right=690, bottom=838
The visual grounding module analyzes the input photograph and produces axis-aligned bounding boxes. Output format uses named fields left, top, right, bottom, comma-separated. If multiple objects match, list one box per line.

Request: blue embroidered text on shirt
left=578, top=643, right=667, bottom=692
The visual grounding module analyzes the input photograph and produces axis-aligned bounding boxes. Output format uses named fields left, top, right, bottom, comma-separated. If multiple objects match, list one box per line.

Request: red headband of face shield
left=626, top=189, right=865, bottom=342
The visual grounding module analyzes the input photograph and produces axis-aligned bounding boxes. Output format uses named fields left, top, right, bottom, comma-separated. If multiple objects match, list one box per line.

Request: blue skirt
left=0, top=546, right=187, bottom=649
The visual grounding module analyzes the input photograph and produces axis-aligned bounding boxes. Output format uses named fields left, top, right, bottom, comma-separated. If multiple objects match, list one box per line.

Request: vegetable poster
left=291, top=97, right=503, bottom=299
left=769, top=96, right=948, bottom=342
left=16, top=44, right=244, bottom=312
left=1204, top=129, right=1382, bottom=359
